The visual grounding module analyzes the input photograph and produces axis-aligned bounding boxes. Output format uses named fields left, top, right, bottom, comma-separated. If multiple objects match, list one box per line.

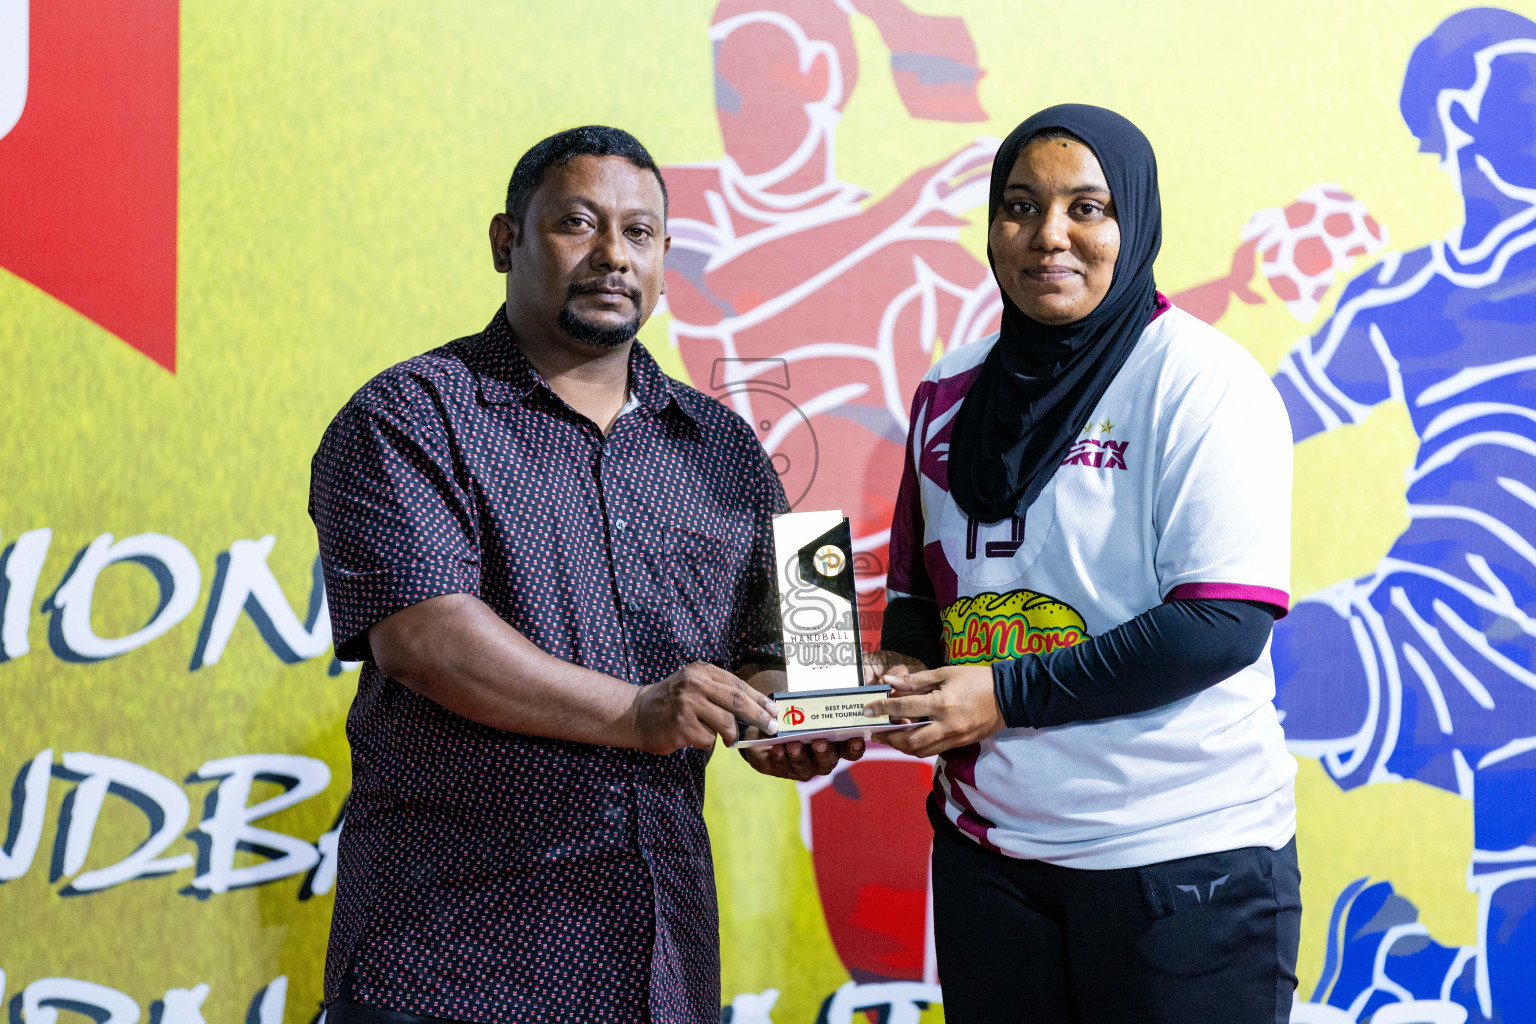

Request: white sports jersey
left=887, top=300, right=1298, bottom=868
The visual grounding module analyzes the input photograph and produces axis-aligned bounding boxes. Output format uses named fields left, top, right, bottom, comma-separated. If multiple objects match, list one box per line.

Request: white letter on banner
left=307, top=812, right=343, bottom=897
left=189, top=755, right=329, bottom=894
left=157, top=985, right=210, bottom=1024
left=57, top=752, right=193, bottom=893
left=0, top=748, right=52, bottom=881
left=191, top=537, right=332, bottom=669
left=1, top=527, right=52, bottom=661
left=250, top=977, right=287, bottom=1024
left=50, top=534, right=201, bottom=661
left=0, top=0, right=26, bottom=142
left=21, top=978, right=140, bottom=1024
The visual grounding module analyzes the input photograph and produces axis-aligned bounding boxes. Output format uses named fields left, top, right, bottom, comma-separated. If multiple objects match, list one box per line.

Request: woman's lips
left=1025, top=266, right=1079, bottom=282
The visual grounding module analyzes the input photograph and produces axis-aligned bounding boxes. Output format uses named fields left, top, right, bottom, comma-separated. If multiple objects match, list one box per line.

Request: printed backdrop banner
left=4, top=1, right=1535, bottom=1021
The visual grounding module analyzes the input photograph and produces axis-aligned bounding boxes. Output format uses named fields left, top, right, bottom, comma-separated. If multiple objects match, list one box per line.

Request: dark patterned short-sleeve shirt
left=308, top=307, right=787, bottom=1024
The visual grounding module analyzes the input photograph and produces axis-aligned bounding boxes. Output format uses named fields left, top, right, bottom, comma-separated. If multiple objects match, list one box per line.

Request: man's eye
left=627, top=226, right=651, bottom=239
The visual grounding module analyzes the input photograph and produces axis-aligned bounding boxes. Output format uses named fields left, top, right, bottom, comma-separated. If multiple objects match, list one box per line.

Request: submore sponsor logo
left=941, top=590, right=1087, bottom=665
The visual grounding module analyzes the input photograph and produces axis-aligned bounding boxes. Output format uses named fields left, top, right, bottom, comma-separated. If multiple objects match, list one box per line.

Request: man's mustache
left=566, top=278, right=641, bottom=303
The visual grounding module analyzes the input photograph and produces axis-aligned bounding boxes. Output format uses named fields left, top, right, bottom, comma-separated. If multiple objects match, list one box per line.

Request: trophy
left=736, top=509, right=922, bottom=748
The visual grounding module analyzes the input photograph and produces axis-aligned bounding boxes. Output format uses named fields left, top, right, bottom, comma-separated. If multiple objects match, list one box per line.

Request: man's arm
left=371, top=594, right=777, bottom=754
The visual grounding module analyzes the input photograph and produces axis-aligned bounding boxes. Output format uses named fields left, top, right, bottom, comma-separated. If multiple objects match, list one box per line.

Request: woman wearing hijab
left=867, top=105, right=1301, bottom=1022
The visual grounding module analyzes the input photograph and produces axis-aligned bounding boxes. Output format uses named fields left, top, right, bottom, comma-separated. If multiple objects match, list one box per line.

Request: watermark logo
left=710, top=357, right=820, bottom=508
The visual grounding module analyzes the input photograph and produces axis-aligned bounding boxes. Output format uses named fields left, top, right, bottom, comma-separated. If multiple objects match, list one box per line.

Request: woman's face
left=989, top=137, right=1120, bottom=325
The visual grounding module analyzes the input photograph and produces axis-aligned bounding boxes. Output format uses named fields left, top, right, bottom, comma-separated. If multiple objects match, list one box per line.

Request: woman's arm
left=867, top=597, right=1276, bottom=758
left=991, top=597, right=1276, bottom=728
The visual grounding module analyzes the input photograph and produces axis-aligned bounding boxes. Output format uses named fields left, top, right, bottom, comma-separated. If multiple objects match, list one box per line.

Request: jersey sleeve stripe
left=1164, top=582, right=1290, bottom=616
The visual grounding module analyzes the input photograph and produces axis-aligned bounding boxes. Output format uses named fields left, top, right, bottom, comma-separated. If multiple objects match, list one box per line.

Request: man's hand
left=864, top=664, right=1004, bottom=759
left=631, top=662, right=778, bottom=754
left=863, top=649, right=927, bottom=686
left=733, top=650, right=923, bottom=781
left=738, top=731, right=867, bottom=782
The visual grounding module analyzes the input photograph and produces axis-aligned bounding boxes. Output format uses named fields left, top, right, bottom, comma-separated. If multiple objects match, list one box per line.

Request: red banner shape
left=0, top=0, right=180, bottom=372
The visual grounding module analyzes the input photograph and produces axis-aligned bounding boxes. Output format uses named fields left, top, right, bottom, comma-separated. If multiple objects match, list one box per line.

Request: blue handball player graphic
left=1272, top=9, right=1536, bottom=1021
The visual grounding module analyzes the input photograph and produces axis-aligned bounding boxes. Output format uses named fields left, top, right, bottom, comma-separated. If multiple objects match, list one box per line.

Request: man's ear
left=489, top=213, right=518, bottom=273
left=661, top=234, right=671, bottom=295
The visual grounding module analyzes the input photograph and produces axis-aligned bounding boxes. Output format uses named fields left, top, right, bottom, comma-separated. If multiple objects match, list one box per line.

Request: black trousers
left=930, top=812, right=1301, bottom=1024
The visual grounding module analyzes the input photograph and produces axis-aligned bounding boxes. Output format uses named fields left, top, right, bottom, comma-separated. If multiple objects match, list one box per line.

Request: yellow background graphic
left=2, top=1, right=1523, bottom=1021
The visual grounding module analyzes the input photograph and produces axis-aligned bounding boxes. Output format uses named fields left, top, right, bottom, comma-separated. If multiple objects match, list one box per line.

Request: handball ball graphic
left=1243, top=184, right=1387, bottom=322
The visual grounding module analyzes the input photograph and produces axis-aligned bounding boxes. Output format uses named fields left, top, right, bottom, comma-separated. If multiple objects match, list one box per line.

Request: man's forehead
left=537, top=155, right=665, bottom=211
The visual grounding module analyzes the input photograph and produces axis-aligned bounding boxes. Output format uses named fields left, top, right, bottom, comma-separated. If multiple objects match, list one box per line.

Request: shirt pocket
left=664, top=518, right=753, bottom=655
left=1133, top=845, right=1276, bottom=977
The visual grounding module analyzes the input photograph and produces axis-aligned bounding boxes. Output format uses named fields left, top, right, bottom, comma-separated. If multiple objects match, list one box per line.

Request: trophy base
left=732, top=684, right=926, bottom=749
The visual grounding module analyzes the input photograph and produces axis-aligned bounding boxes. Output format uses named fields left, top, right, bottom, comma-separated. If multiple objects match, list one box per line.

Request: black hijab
left=948, top=104, right=1161, bottom=523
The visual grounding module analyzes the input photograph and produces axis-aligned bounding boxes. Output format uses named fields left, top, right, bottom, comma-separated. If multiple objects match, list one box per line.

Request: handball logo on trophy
left=812, top=545, right=844, bottom=577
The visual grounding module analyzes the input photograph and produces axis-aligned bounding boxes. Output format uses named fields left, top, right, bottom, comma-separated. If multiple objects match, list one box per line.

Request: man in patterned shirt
left=309, top=126, right=787, bottom=1024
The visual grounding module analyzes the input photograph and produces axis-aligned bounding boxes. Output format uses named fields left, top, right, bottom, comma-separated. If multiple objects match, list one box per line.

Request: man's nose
left=590, top=223, right=630, bottom=272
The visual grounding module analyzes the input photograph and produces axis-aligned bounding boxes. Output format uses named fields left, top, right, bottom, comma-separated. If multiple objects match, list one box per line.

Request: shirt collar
left=466, top=305, right=693, bottom=423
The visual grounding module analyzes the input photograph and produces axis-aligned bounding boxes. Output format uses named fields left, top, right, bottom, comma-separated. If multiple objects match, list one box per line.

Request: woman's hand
left=864, top=664, right=1006, bottom=759
left=862, top=649, right=928, bottom=686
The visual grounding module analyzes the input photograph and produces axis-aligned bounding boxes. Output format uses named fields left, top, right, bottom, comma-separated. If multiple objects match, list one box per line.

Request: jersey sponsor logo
left=940, top=590, right=1087, bottom=665
left=1060, top=437, right=1130, bottom=469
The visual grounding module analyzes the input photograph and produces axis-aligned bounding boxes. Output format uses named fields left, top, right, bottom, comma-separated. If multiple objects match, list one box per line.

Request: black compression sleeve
left=991, top=599, right=1277, bottom=729
left=881, top=595, right=945, bottom=670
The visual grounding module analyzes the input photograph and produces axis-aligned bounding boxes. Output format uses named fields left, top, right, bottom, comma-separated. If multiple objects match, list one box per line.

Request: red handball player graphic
left=662, top=0, right=1001, bottom=567
left=1172, top=183, right=1387, bottom=325
left=661, top=1, right=997, bottom=1008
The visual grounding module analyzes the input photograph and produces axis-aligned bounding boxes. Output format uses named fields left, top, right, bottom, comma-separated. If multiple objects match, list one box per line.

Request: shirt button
left=614, top=518, right=627, bottom=532
left=623, top=597, right=641, bottom=613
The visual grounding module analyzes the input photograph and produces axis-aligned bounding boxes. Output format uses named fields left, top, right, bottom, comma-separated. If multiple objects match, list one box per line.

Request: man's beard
left=558, top=286, right=641, bottom=349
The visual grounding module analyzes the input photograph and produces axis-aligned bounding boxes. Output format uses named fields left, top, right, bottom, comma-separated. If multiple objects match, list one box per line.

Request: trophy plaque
left=735, top=509, right=923, bottom=748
